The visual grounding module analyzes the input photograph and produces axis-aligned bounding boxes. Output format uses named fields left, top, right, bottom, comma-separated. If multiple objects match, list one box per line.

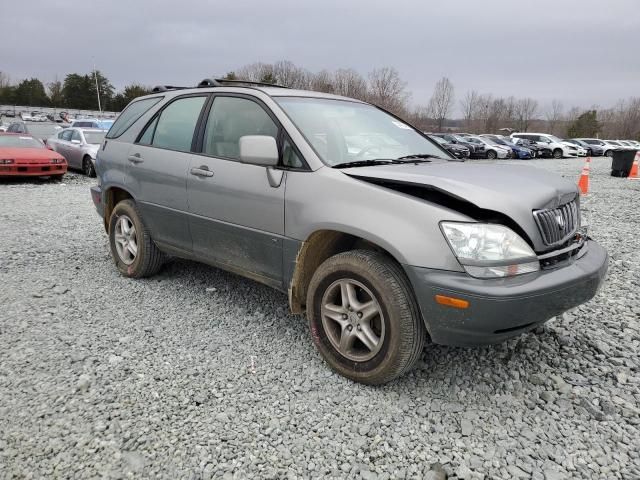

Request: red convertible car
left=0, top=133, right=67, bottom=179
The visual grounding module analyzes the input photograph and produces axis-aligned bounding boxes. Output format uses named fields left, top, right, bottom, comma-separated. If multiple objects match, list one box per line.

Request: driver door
left=186, top=95, right=286, bottom=287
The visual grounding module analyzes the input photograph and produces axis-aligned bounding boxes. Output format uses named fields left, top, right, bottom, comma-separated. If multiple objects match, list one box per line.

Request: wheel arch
left=288, top=229, right=405, bottom=315
left=103, top=186, right=136, bottom=233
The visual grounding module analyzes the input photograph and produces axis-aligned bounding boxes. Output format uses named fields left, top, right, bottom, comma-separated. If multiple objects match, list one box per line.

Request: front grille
left=533, top=200, right=579, bottom=246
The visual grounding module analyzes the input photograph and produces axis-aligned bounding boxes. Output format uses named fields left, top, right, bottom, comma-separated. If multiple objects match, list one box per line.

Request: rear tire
left=553, top=148, right=563, bottom=159
left=83, top=156, right=96, bottom=177
left=306, top=250, right=426, bottom=385
left=108, top=199, right=164, bottom=278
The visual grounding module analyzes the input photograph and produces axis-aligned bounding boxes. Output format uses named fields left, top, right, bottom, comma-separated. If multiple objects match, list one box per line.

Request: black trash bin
left=611, top=149, right=637, bottom=177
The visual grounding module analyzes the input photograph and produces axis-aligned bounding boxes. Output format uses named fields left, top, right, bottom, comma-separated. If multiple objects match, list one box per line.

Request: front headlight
left=441, top=222, right=540, bottom=278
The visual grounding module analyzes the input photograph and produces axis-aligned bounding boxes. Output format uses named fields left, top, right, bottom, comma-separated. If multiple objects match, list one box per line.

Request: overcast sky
left=1, top=0, right=638, bottom=114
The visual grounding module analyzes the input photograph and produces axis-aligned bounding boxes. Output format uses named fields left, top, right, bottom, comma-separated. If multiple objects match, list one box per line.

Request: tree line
left=0, top=71, right=151, bottom=112
left=223, top=61, right=639, bottom=139
left=1, top=63, right=638, bottom=139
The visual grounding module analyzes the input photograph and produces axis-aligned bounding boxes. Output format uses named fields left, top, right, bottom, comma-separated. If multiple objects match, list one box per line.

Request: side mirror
left=239, top=135, right=278, bottom=166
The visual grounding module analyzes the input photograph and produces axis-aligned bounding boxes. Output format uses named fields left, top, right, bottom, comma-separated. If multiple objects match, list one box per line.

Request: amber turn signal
left=435, top=295, right=469, bottom=309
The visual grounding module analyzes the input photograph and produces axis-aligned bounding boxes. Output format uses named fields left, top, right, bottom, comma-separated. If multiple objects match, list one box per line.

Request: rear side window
left=150, top=96, right=207, bottom=152
left=106, top=97, right=163, bottom=139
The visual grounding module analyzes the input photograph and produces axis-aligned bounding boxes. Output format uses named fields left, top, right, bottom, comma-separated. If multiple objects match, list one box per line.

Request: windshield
left=430, top=135, right=447, bottom=145
left=84, top=132, right=106, bottom=144
left=275, top=97, right=448, bottom=165
left=608, top=141, right=621, bottom=146
left=0, top=135, right=44, bottom=148
left=547, top=135, right=565, bottom=143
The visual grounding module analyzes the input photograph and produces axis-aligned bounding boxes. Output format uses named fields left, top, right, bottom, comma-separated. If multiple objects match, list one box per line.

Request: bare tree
left=471, top=94, right=493, bottom=134
left=333, top=68, right=368, bottom=101
left=310, top=70, right=335, bottom=93
left=485, top=97, right=508, bottom=133
left=460, top=90, right=480, bottom=130
left=0, top=71, right=10, bottom=89
left=614, top=97, right=640, bottom=139
left=427, top=77, right=455, bottom=132
left=515, top=98, right=538, bottom=132
left=367, top=67, right=409, bottom=116
left=545, top=100, right=564, bottom=134
left=273, top=60, right=309, bottom=89
left=235, top=62, right=275, bottom=83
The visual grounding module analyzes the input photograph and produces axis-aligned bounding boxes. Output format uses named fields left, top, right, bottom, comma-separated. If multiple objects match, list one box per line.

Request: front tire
left=108, top=199, right=164, bottom=278
left=486, top=150, right=497, bottom=160
left=83, top=156, right=96, bottom=177
left=605, top=150, right=613, bottom=157
left=306, top=250, right=426, bottom=385
left=553, top=148, right=563, bottom=159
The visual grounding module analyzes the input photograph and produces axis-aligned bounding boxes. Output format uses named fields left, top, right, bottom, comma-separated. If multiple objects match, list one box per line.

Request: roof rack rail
left=151, top=85, right=188, bottom=93
left=197, top=78, right=290, bottom=89
left=197, top=78, right=222, bottom=88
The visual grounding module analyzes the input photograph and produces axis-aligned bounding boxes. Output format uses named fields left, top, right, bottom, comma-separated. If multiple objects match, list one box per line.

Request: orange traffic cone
left=578, top=161, right=590, bottom=194
left=629, top=152, right=639, bottom=179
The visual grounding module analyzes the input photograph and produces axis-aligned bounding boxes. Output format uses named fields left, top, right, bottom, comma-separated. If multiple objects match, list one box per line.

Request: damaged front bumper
left=403, top=239, right=608, bottom=346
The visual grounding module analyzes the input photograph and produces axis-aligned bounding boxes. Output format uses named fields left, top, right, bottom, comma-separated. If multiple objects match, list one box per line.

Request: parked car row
left=0, top=125, right=106, bottom=180
left=429, top=131, right=639, bottom=160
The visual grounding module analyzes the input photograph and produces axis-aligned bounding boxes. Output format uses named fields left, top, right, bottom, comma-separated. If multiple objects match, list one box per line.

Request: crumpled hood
left=341, top=161, right=579, bottom=251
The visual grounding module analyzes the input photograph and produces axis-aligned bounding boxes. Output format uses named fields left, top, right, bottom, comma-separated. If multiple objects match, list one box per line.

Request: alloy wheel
left=114, top=215, right=138, bottom=265
left=321, top=278, right=385, bottom=362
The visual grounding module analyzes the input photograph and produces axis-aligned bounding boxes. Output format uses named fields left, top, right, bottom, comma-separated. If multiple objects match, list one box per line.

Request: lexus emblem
left=556, top=213, right=565, bottom=230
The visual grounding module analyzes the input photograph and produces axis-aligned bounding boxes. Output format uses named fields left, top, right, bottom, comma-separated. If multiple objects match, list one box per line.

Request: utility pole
left=93, top=61, right=102, bottom=115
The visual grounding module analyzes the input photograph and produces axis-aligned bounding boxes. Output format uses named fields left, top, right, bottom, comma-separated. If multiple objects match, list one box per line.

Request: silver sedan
left=47, top=128, right=106, bottom=177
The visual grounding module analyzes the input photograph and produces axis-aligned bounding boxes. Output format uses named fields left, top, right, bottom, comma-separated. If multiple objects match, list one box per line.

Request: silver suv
left=90, top=79, right=608, bottom=384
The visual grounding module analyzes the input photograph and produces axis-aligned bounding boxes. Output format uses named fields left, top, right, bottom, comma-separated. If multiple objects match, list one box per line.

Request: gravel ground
left=0, top=159, right=638, bottom=480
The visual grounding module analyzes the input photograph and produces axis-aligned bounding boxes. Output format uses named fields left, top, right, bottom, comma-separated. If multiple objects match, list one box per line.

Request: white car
left=467, top=135, right=511, bottom=159
left=511, top=133, right=578, bottom=158
left=31, top=113, right=48, bottom=122
left=576, top=138, right=616, bottom=157
left=561, top=141, right=587, bottom=157
left=604, top=140, right=628, bottom=151
left=616, top=140, right=638, bottom=150
left=19, top=112, right=33, bottom=122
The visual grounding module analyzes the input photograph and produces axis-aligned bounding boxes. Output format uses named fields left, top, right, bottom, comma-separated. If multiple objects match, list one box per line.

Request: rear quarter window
left=106, top=97, right=163, bottom=139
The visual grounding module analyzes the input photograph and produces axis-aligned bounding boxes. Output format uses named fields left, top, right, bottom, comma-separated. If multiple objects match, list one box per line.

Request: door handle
left=190, top=166, right=214, bottom=178
left=127, top=153, right=143, bottom=164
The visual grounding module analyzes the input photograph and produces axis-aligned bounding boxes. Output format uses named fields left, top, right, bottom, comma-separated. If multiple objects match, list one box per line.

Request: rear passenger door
left=53, top=129, right=73, bottom=161
left=126, top=94, right=209, bottom=253
left=69, top=129, right=84, bottom=168
left=186, top=95, right=289, bottom=287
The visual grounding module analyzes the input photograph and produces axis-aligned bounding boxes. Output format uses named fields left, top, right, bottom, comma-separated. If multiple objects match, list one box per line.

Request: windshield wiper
left=396, top=153, right=443, bottom=160
left=332, top=159, right=396, bottom=169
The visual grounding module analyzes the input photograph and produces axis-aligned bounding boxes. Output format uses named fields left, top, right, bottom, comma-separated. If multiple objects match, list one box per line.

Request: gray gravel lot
left=0, top=158, right=638, bottom=479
